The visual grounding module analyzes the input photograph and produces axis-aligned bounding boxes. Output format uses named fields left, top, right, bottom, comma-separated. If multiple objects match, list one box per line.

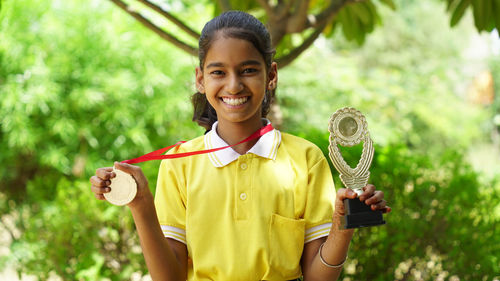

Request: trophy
left=328, top=107, right=385, bottom=229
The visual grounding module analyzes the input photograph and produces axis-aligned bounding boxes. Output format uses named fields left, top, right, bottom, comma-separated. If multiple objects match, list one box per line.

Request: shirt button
left=240, top=163, right=247, bottom=170
left=239, top=192, right=247, bottom=200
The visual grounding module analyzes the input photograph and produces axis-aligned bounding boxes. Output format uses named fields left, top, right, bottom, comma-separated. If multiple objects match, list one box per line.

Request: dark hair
left=191, top=10, right=276, bottom=131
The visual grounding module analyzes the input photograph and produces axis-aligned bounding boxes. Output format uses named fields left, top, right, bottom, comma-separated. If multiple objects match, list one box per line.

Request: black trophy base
left=342, top=198, right=386, bottom=229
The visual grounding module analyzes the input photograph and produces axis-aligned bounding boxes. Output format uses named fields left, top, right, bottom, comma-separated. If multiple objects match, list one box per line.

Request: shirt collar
left=204, top=119, right=281, bottom=167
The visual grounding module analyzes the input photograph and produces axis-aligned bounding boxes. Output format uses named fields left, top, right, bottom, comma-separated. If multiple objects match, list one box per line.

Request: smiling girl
left=90, top=11, right=390, bottom=281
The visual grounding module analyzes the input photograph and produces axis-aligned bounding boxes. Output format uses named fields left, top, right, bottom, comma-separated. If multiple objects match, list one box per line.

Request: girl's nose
left=226, top=75, right=244, bottom=94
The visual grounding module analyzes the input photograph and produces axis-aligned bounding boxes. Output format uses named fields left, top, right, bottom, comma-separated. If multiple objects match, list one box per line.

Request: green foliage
left=0, top=0, right=201, bottom=278
left=297, top=128, right=500, bottom=280
left=334, top=1, right=380, bottom=45
left=279, top=0, right=488, bottom=154
left=445, top=0, right=500, bottom=32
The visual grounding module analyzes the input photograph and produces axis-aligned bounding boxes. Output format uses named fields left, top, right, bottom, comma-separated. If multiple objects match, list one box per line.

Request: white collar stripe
left=204, top=132, right=222, bottom=167
left=208, top=133, right=224, bottom=167
left=268, top=130, right=278, bottom=159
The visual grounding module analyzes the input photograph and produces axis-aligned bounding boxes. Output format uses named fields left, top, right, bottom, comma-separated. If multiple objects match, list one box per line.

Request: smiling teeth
left=222, top=97, right=249, bottom=106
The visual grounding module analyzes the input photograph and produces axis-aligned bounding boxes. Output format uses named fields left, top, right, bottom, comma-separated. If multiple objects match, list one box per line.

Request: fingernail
left=105, top=187, right=111, bottom=192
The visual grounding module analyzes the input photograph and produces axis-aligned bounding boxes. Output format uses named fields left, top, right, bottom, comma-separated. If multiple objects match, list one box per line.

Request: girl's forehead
left=205, top=36, right=264, bottom=65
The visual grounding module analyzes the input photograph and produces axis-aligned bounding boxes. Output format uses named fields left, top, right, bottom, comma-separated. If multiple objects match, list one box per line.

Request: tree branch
left=286, top=0, right=310, bottom=32
left=256, top=0, right=274, bottom=17
left=275, top=21, right=327, bottom=68
left=135, top=0, right=200, bottom=40
left=217, top=0, right=232, bottom=12
left=108, top=0, right=197, bottom=56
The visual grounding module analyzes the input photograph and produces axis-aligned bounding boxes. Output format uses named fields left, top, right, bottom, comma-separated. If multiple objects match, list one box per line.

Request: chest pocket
left=266, top=213, right=305, bottom=280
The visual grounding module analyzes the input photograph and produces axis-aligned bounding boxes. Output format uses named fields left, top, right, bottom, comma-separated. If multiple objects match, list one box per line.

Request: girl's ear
left=195, top=67, right=205, bottom=94
left=267, top=62, right=278, bottom=90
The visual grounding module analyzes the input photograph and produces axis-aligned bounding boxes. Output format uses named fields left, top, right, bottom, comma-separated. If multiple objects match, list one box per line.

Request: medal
left=104, top=168, right=138, bottom=206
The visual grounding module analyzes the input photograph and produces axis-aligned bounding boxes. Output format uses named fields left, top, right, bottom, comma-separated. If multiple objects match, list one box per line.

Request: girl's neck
left=216, top=118, right=266, bottom=155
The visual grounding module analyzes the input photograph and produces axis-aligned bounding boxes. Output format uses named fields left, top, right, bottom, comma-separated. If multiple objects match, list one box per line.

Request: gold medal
left=104, top=168, right=137, bottom=206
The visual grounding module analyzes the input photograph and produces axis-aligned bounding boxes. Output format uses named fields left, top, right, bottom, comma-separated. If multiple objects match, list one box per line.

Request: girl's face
left=196, top=35, right=277, bottom=128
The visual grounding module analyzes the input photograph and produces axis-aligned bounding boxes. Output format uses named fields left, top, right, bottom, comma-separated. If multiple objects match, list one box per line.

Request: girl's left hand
left=334, top=184, right=391, bottom=218
left=358, top=184, right=391, bottom=213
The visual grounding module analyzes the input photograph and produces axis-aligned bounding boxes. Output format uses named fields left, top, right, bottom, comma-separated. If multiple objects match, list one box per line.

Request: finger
left=334, top=188, right=358, bottom=217
left=369, top=199, right=387, bottom=211
left=89, top=176, right=111, bottom=187
left=114, top=162, right=142, bottom=182
left=382, top=206, right=392, bottom=213
left=114, top=162, right=137, bottom=175
left=94, top=193, right=106, bottom=200
left=91, top=185, right=111, bottom=195
left=336, top=188, right=358, bottom=201
left=359, top=184, right=376, bottom=201
left=365, top=190, right=385, bottom=205
left=96, top=167, right=115, bottom=180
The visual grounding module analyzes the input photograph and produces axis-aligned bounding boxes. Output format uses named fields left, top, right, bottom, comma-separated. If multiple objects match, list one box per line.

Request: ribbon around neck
left=121, top=124, right=274, bottom=164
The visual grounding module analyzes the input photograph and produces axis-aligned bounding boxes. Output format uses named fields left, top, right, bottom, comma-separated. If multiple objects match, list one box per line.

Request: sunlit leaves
left=446, top=0, right=500, bottom=32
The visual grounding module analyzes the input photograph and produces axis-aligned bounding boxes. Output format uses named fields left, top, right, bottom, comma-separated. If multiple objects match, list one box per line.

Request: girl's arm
left=91, top=162, right=188, bottom=280
left=129, top=195, right=188, bottom=281
left=301, top=185, right=390, bottom=281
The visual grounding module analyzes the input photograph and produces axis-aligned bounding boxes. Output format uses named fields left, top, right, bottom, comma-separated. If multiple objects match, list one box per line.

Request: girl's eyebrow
left=241, top=60, right=262, bottom=66
left=206, top=60, right=262, bottom=69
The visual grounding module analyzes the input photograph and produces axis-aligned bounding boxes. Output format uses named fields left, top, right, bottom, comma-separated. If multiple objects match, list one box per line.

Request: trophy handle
left=328, top=131, right=374, bottom=193
left=354, top=133, right=374, bottom=177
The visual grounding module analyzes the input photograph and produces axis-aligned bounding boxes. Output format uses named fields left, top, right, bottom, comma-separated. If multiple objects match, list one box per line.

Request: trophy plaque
left=328, top=107, right=385, bottom=229
left=104, top=168, right=137, bottom=206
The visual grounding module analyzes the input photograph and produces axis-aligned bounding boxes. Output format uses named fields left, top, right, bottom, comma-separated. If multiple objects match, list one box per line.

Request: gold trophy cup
left=328, top=107, right=386, bottom=229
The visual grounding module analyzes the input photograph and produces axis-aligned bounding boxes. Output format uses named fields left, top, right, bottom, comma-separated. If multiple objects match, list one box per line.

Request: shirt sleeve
left=155, top=159, right=187, bottom=244
left=304, top=154, right=335, bottom=243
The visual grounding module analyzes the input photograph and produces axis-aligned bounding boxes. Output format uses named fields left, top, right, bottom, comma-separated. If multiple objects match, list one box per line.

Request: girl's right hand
left=89, top=162, right=152, bottom=207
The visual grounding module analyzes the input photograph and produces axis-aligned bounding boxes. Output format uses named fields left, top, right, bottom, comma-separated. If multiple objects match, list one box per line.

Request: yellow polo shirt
left=155, top=121, right=335, bottom=280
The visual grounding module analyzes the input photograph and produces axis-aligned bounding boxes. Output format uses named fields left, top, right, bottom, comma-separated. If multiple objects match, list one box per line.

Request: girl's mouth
left=221, top=97, right=249, bottom=106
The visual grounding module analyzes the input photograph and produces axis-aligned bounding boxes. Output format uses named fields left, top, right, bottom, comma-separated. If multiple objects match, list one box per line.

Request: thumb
left=336, top=188, right=358, bottom=202
left=334, top=188, right=358, bottom=216
left=114, top=161, right=142, bottom=181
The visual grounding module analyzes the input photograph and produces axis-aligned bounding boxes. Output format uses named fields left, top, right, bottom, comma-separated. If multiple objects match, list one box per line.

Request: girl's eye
left=210, top=70, right=225, bottom=76
left=242, top=68, right=258, bottom=74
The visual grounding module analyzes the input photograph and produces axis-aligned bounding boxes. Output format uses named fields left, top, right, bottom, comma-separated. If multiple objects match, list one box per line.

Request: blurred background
left=0, top=0, right=499, bottom=280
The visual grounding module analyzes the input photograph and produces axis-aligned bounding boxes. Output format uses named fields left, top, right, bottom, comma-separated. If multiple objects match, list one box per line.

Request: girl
left=90, top=11, right=390, bottom=281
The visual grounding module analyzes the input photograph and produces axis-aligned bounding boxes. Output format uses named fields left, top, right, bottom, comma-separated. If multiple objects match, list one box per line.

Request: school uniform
left=155, top=120, right=335, bottom=280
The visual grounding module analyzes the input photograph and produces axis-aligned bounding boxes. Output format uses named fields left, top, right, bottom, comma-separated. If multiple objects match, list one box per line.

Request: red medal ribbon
left=121, top=124, right=274, bottom=164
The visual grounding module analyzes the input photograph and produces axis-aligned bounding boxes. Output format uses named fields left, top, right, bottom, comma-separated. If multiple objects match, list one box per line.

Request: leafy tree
left=107, top=0, right=499, bottom=69
left=107, top=0, right=397, bottom=68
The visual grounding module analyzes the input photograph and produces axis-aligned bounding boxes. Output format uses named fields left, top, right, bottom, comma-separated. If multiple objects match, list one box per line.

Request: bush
left=300, top=127, right=500, bottom=280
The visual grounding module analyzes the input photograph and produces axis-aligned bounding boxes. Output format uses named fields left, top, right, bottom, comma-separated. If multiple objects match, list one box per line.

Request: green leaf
left=493, top=0, right=500, bottom=31
left=446, top=0, right=459, bottom=12
left=471, top=0, right=485, bottom=30
left=322, top=21, right=337, bottom=37
left=339, top=6, right=355, bottom=41
left=350, top=2, right=372, bottom=25
left=379, top=0, right=397, bottom=10
left=450, top=0, right=470, bottom=27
